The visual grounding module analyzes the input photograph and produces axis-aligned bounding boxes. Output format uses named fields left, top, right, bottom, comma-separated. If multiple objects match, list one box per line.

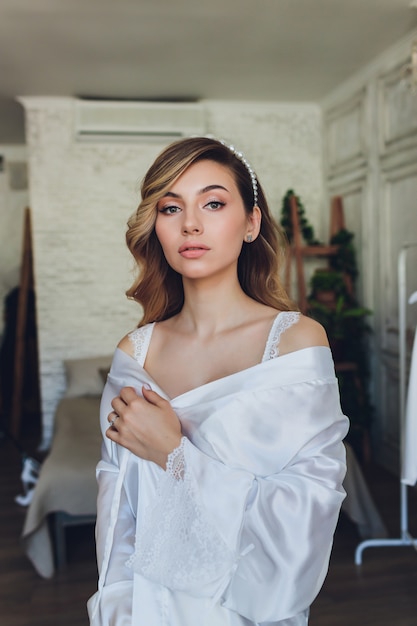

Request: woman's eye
left=159, top=205, right=181, bottom=215
left=205, top=201, right=225, bottom=210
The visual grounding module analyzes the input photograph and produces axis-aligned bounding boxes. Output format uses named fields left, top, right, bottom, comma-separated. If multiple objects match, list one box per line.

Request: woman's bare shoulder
left=117, top=332, right=135, bottom=357
left=278, top=313, right=329, bottom=356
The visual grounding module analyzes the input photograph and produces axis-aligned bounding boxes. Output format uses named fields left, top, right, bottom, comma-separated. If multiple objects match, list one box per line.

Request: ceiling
left=1, top=0, right=417, bottom=143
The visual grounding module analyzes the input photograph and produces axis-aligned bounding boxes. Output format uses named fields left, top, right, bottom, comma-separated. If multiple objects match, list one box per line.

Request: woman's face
left=154, top=159, right=260, bottom=283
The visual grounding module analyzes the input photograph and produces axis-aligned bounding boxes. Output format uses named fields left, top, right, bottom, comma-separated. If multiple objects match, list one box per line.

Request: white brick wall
left=21, top=97, right=323, bottom=446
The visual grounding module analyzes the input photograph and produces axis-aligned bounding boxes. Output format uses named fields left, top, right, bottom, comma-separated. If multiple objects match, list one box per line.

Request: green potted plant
left=280, top=189, right=322, bottom=245
left=310, top=270, right=346, bottom=307
left=329, top=228, right=358, bottom=294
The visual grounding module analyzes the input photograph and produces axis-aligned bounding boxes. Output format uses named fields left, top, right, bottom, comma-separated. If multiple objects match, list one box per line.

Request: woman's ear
left=245, top=205, right=262, bottom=242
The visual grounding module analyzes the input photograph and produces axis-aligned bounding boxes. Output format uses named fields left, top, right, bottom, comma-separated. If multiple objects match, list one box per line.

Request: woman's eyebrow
left=200, top=184, right=229, bottom=194
left=161, top=184, right=230, bottom=200
left=162, top=184, right=229, bottom=199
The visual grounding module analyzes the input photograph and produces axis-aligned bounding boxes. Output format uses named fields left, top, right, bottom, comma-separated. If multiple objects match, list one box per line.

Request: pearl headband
left=205, top=136, right=258, bottom=206
left=219, top=140, right=258, bottom=207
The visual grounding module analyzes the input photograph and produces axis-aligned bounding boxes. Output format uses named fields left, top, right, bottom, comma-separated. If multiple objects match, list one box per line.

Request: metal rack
left=355, top=242, right=417, bottom=565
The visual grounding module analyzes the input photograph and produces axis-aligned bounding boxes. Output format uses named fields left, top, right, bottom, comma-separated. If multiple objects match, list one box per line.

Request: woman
left=88, top=137, right=349, bottom=626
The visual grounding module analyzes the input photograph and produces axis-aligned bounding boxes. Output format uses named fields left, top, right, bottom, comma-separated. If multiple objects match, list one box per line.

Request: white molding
left=377, top=61, right=417, bottom=158
left=326, top=166, right=368, bottom=190
left=17, top=96, right=74, bottom=110
left=203, top=99, right=320, bottom=113
left=325, top=89, right=368, bottom=177
left=380, top=145, right=417, bottom=172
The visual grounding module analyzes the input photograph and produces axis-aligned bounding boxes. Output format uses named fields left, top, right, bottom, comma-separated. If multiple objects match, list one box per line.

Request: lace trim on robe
left=128, top=323, right=155, bottom=367
left=126, top=437, right=237, bottom=595
left=262, top=311, right=301, bottom=362
left=166, top=435, right=186, bottom=480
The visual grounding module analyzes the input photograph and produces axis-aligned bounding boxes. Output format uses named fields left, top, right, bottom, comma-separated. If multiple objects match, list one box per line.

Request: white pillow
left=64, top=355, right=113, bottom=398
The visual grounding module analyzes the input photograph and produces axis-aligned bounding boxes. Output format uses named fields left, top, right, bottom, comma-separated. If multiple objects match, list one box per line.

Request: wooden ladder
left=284, top=195, right=344, bottom=313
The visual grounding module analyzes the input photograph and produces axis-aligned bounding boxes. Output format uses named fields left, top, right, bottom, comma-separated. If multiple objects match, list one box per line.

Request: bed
left=21, top=354, right=111, bottom=578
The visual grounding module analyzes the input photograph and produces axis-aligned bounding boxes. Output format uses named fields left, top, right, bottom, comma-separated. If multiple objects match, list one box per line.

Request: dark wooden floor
left=311, top=538, right=417, bottom=626
left=0, top=434, right=97, bottom=626
left=311, top=461, right=417, bottom=626
left=1, top=433, right=417, bottom=626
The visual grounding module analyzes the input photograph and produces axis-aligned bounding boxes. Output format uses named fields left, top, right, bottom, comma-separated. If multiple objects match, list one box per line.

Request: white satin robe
left=88, top=344, right=348, bottom=626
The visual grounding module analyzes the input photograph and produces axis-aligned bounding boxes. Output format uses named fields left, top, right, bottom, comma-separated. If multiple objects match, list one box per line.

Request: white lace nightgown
left=88, top=312, right=348, bottom=626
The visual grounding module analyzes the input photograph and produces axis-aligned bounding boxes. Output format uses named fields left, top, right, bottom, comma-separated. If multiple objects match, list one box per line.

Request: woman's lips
left=179, top=246, right=209, bottom=259
left=178, top=243, right=210, bottom=258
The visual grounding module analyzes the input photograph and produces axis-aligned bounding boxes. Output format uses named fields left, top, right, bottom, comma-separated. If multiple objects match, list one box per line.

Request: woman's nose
left=181, top=210, right=203, bottom=234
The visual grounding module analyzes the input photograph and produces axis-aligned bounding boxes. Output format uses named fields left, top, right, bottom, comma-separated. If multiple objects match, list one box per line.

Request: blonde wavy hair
left=126, top=137, right=293, bottom=326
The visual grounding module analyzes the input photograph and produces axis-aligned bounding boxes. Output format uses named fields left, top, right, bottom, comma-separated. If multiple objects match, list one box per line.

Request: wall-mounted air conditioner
left=74, top=100, right=207, bottom=142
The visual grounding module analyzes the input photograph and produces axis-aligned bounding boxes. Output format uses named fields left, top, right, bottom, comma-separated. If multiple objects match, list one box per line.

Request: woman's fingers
left=107, top=411, right=120, bottom=429
left=105, top=385, right=181, bottom=467
left=141, top=385, right=167, bottom=406
left=118, top=386, right=140, bottom=404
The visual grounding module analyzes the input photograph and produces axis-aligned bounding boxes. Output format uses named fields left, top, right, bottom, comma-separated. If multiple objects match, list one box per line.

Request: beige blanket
left=21, top=396, right=102, bottom=578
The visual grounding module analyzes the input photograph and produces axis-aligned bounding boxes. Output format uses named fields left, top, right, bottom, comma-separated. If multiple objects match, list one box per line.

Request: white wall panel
left=378, top=62, right=417, bottom=158
left=325, top=90, right=368, bottom=178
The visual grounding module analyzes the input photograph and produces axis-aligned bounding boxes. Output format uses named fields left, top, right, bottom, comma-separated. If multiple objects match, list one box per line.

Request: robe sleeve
left=94, top=380, right=136, bottom=583
left=95, top=453, right=135, bottom=585
left=127, top=378, right=348, bottom=623
left=88, top=382, right=134, bottom=625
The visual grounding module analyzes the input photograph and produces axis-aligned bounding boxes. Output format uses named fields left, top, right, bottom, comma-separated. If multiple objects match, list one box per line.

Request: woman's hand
left=106, top=386, right=182, bottom=469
